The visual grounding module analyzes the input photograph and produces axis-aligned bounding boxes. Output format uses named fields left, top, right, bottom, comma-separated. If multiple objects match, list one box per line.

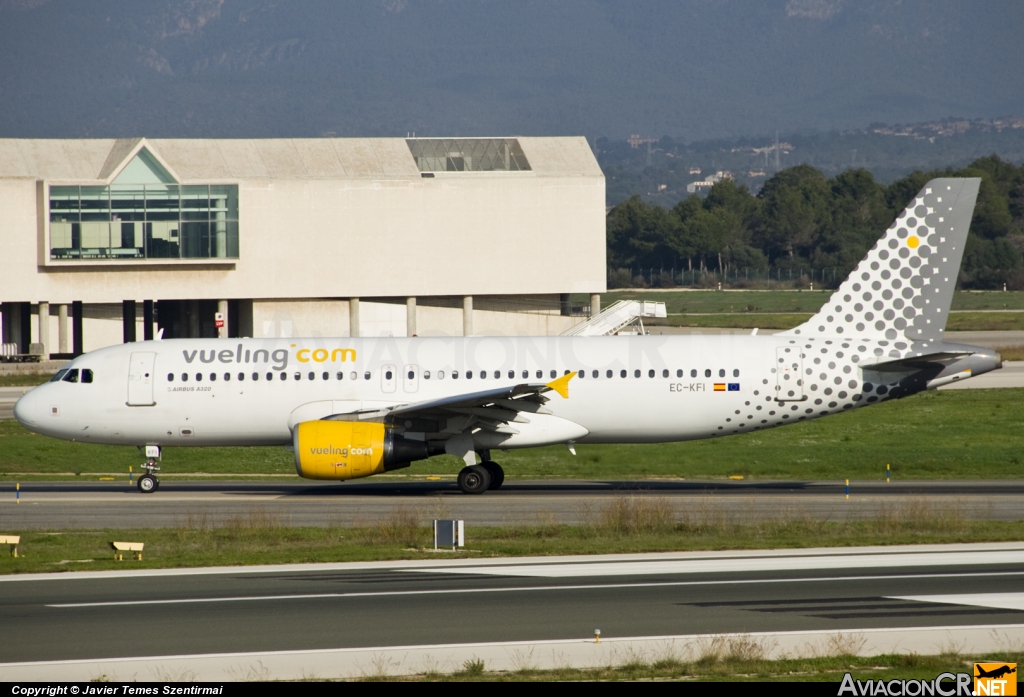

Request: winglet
left=545, top=371, right=577, bottom=399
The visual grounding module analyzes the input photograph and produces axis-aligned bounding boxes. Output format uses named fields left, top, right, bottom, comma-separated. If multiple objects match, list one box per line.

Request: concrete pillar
left=37, top=302, right=50, bottom=359
left=349, top=298, right=360, bottom=338
left=217, top=299, right=229, bottom=339
left=122, top=300, right=137, bottom=343
left=462, top=295, right=473, bottom=336
left=406, top=297, right=417, bottom=337
left=71, top=301, right=83, bottom=356
left=143, top=300, right=154, bottom=341
left=0, top=302, right=12, bottom=346
left=590, top=293, right=601, bottom=316
left=58, top=304, right=68, bottom=354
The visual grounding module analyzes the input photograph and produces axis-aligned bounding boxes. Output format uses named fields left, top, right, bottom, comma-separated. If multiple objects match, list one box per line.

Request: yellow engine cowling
left=293, top=420, right=429, bottom=480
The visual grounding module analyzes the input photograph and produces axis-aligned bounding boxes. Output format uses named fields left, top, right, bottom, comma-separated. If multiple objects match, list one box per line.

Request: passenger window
left=648, top=369, right=655, bottom=378
left=662, top=369, right=669, bottom=378
left=252, top=373, right=259, bottom=381
left=321, top=372, right=327, bottom=380
left=82, top=369, right=94, bottom=383
left=494, top=371, right=500, bottom=379
left=280, top=372, right=287, bottom=380
left=676, top=369, right=683, bottom=378
left=294, top=372, right=301, bottom=380
left=350, top=372, right=357, bottom=380
left=424, top=371, right=431, bottom=380
left=181, top=373, right=188, bottom=382
left=453, top=371, right=459, bottom=379
left=733, top=369, right=740, bottom=377
left=606, top=370, right=612, bottom=378
left=50, top=370, right=69, bottom=382
left=267, top=372, right=273, bottom=381
left=593, top=370, right=599, bottom=378
left=522, top=370, right=528, bottom=379
left=467, top=370, right=474, bottom=379
left=620, top=370, right=626, bottom=378
left=478, top=371, right=484, bottom=380
left=408, top=370, right=414, bottom=380
left=634, top=369, right=640, bottom=378
left=167, top=373, right=174, bottom=382
left=210, top=373, right=216, bottom=381
left=438, top=370, right=445, bottom=379
left=536, top=370, right=543, bottom=379
left=238, top=373, right=245, bottom=381
left=63, top=369, right=79, bottom=383
left=196, top=373, right=202, bottom=382
left=550, top=370, right=557, bottom=379
left=705, top=369, right=711, bottom=378
left=385, top=370, right=393, bottom=380
left=719, top=369, right=725, bottom=378
left=363, top=372, right=370, bottom=380
left=309, top=372, right=315, bottom=380
left=225, top=373, right=231, bottom=381
left=691, top=369, right=697, bottom=378
left=578, top=370, right=585, bottom=378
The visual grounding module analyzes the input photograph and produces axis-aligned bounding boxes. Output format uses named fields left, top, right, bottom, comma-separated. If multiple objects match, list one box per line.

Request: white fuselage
left=14, top=333, right=948, bottom=450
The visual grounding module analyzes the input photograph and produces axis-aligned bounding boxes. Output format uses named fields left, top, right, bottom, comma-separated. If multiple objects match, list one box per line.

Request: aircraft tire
left=482, top=461, right=504, bottom=489
left=457, top=465, right=492, bottom=495
left=137, top=474, right=158, bottom=494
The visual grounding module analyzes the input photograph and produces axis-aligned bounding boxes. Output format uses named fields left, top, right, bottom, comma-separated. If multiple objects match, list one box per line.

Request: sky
left=1, top=0, right=1022, bottom=140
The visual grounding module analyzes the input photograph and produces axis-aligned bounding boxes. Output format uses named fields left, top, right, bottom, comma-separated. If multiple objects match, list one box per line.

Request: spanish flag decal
left=713, top=383, right=726, bottom=391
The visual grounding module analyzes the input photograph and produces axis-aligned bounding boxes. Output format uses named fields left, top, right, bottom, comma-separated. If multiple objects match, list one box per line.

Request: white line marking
left=889, top=592, right=1024, bottom=612
left=412, top=550, right=1024, bottom=577
left=45, top=570, right=1024, bottom=608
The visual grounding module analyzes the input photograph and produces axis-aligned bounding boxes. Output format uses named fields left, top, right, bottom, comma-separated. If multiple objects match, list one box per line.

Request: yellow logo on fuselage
left=294, top=347, right=357, bottom=364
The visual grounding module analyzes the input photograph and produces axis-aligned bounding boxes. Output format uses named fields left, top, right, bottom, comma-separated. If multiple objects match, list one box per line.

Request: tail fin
left=781, top=178, right=980, bottom=343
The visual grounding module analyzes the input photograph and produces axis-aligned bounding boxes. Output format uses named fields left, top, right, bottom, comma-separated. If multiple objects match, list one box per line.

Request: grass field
left=657, top=311, right=1024, bottom=330
left=0, top=374, right=52, bottom=387
left=1, top=496, right=1022, bottom=574
left=601, top=290, right=1024, bottom=314
left=2, top=388, right=1023, bottom=481
left=385, top=652, right=1024, bottom=682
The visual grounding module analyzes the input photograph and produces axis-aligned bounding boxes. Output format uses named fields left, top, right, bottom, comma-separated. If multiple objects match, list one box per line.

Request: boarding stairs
left=561, top=300, right=667, bottom=337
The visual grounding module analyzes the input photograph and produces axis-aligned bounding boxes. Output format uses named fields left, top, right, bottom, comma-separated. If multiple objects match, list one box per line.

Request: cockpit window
left=62, top=369, right=79, bottom=383
left=81, top=369, right=94, bottom=384
left=50, top=369, right=69, bottom=382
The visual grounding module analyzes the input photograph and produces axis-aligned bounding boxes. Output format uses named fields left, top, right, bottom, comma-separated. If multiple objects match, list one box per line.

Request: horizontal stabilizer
left=862, top=350, right=974, bottom=372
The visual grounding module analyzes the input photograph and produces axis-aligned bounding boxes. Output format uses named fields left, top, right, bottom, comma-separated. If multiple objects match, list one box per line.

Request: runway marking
left=44, top=570, right=1024, bottom=608
left=888, top=592, right=1024, bottom=612
left=410, top=550, right=1024, bottom=578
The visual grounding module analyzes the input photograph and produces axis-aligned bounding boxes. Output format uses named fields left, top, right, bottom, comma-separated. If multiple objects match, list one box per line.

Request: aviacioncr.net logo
left=839, top=672, right=974, bottom=696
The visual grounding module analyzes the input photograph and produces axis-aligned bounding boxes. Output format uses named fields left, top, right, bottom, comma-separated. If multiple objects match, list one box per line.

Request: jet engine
left=293, top=420, right=429, bottom=480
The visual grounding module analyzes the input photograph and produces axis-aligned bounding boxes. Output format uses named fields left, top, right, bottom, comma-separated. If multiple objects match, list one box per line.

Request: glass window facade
left=49, top=184, right=239, bottom=261
left=407, top=138, right=531, bottom=172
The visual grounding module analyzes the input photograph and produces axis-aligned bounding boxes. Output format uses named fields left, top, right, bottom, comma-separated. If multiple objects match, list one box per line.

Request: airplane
left=14, top=178, right=1001, bottom=495
left=976, top=665, right=1016, bottom=680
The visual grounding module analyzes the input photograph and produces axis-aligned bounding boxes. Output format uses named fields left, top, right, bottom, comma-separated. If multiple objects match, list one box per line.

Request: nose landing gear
left=137, top=444, right=161, bottom=494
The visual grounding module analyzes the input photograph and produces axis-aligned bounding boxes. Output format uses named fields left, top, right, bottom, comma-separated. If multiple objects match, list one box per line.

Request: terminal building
left=0, top=137, right=605, bottom=359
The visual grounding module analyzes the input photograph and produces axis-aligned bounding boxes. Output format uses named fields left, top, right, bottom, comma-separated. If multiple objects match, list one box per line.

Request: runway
left=2, top=543, right=1024, bottom=680
left=3, top=479, right=1023, bottom=529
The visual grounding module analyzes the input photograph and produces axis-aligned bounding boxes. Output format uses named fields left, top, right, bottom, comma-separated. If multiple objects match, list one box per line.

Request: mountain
left=1, top=0, right=1023, bottom=140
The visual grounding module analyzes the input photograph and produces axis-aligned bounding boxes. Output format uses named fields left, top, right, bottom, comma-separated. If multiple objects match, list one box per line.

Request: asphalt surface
left=2, top=479, right=1023, bottom=528
left=2, top=545, right=1023, bottom=663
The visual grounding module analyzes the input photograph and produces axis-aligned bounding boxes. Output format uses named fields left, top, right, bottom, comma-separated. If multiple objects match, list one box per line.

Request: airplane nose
left=13, top=387, right=43, bottom=429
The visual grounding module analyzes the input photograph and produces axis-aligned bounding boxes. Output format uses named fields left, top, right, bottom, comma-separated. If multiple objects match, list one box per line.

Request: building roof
left=0, top=136, right=601, bottom=182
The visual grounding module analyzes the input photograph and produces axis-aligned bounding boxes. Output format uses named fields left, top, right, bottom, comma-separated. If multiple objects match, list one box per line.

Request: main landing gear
left=457, top=461, right=504, bottom=495
left=137, top=445, right=161, bottom=494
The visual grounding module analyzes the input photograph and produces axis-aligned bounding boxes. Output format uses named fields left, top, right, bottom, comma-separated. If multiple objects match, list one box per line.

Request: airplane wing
left=323, top=372, right=576, bottom=435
